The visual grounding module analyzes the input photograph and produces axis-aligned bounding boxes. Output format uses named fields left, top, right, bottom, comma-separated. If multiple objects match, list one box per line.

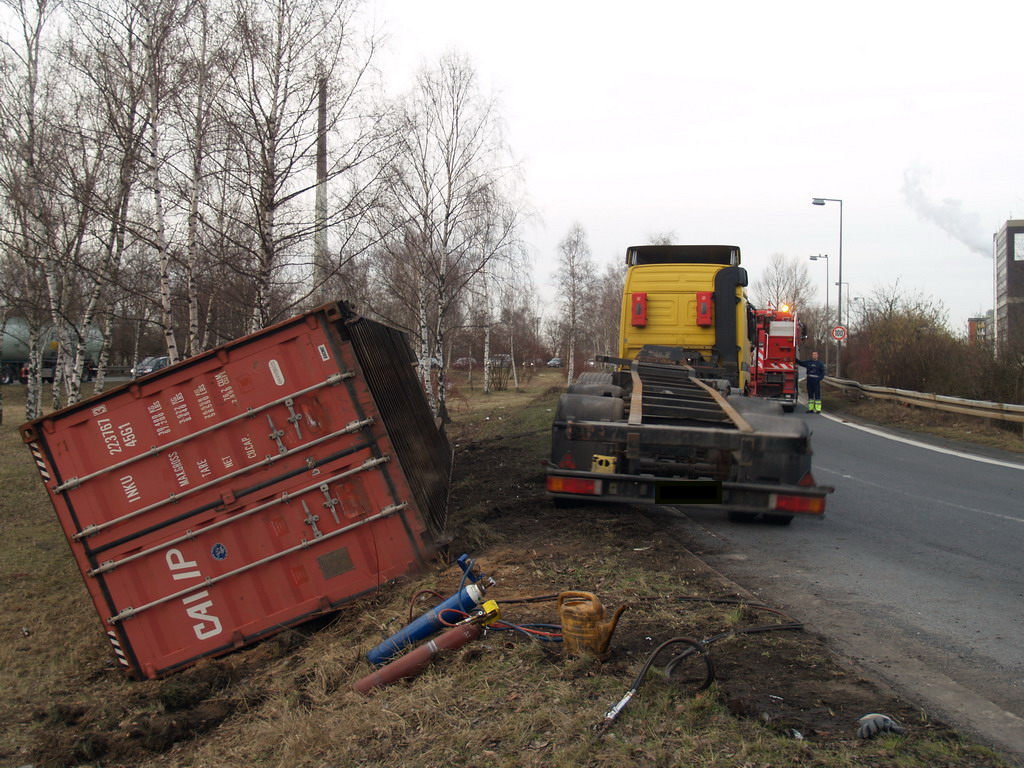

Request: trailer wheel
left=764, top=513, right=794, bottom=525
left=0, top=365, right=14, bottom=386
left=575, top=371, right=614, bottom=386
left=552, top=496, right=587, bottom=509
left=727, top=511, right=758, bottom=523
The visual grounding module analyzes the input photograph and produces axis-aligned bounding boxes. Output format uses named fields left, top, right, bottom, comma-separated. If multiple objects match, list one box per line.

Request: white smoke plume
left=901, top=163, right=990, bottom=257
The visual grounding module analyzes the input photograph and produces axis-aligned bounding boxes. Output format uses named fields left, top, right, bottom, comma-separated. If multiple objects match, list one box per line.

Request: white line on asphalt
left=812, top=463, right=1024, bottom=525
left=821, top=413, right=1024, bottom=471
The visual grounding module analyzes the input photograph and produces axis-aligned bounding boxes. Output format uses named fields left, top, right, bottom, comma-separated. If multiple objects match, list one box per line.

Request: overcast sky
left=371, top=0, right=1023, bottom=332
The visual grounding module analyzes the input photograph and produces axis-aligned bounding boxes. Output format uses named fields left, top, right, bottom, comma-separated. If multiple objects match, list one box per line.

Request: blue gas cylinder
left=368, top=582, right=486, bottom=665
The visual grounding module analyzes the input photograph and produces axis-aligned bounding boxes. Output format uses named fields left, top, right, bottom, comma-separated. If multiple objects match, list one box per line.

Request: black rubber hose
left=663, top=622, right=803, bottom=680
left=631, top=636, right=715, bottom=694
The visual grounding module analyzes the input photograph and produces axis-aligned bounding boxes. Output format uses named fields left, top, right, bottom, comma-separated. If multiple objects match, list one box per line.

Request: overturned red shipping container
left=22, top=303, right=452, bottom=679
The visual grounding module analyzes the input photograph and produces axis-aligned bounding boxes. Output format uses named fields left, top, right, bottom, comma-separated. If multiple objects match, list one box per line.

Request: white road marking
left=821, top=413, right=1024, bottom=471
left=813, top=463, right=1024, bottom=524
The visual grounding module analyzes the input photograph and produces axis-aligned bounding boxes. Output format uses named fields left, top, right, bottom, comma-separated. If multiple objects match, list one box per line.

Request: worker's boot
left=814, top=400, right=822, bottom=413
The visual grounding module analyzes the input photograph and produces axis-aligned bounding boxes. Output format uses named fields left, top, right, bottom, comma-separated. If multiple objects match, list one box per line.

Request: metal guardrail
left=823, top=377, right=1024, bottom=425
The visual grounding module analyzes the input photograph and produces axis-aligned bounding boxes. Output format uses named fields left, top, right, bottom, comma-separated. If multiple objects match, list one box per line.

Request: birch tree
left=555, top=222, right=595, bottom=384
left=378, top=51, right=525, bottom=421
left=219, top=0, right=386, bottom=332
left=0, top=0, right=67, bottom=418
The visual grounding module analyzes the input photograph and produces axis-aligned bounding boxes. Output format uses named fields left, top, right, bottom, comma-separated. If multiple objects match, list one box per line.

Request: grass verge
left=0, top=373, right=1013, bottom=767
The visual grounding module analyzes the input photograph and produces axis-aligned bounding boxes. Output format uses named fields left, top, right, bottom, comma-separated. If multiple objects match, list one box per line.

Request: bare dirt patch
left=448, top=423, right=939, bottom=745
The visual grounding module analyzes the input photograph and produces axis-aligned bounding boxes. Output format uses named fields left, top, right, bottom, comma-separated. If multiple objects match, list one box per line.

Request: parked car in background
left=547, top=357, right=562, bottom=367
left=453, top=357, right=477, bottom=369
left=131, top=355, right=170, bottom=378
left=489, top=354, right=512, bottom=368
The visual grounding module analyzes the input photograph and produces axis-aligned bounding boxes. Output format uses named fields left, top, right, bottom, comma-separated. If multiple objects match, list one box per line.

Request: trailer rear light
left=547, top=476, right=601, bottom=495
left=774, top=472, right=825, bottom=514
left=774, top=494, right=825, bottom=514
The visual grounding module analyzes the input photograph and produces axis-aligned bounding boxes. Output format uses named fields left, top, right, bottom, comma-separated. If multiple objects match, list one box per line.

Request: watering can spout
left=597, top=604, right=628, bottom=653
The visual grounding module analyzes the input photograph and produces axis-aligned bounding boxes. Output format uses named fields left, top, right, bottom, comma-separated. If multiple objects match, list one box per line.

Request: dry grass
left=0, top=377, right=1013, bottom=768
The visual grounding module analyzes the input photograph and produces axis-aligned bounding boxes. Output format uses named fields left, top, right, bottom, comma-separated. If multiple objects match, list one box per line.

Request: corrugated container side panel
left=340, top=313, right=452, bottom=541
left=22, top=304, right=449, bottom=678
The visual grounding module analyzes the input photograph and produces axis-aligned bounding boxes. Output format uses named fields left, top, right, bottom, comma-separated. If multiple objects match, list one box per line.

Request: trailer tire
left=552, top=496, right=587, bottom=509
left=764, top=514, right=794, bottom=525
left=566, top=382, right=624, bottom=398
left=554, top=392, right=624, bottom=423
left=727, top=511, right=758, bottom=523
left=0, top=365, right=14, bottom=386
left=575, top=371, right=614, bottom=386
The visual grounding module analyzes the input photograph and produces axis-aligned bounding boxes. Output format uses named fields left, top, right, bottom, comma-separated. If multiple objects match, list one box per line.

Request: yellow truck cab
left=619, top=245, right=750, bottom=392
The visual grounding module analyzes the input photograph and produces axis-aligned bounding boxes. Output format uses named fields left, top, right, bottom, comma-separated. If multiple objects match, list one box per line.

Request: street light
left=808, top=254, right=829, bottom=369
left=812, top=197, right=843, bottom=378
left=835, top=281, right=850, bottom=323
left=851, top=296, right=867, bottom=324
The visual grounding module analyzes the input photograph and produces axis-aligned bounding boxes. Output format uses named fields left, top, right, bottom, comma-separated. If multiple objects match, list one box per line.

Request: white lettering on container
left=196, top=458, right=212, bottom=479
left=221, top=455, right=235, bottom=469
left=166, top=549, right=202, bottom=580
left=98, top=418, right=122, bottom=455
left=194, top=383, right=216, bottom=420
left=120, top=475, right=140, bottom=504
left=119, top=423, right=137, bottom=448
left=165, top=549, right=223, bottom=640
left=241, top=435, right=257, bottom=461
left=215, top=371, right=237, bottom=405
left=148, top=401, right=172, bottom=437
left=168, top=451, right=190, bottom=488
left=182, top=590, right=223, bottom=639
left=170, top=392, right=192, bottom=425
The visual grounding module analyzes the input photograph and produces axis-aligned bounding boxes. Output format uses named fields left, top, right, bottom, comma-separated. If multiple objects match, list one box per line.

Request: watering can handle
left=557, top=591, right=598, bottom=611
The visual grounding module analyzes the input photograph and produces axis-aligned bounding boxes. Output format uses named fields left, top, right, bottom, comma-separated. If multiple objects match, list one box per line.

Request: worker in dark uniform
left=797, top=351, right=826, bottom=413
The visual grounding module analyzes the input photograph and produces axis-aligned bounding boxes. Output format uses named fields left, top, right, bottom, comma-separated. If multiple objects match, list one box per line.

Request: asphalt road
left=669, top=409, right=1024, bottom=763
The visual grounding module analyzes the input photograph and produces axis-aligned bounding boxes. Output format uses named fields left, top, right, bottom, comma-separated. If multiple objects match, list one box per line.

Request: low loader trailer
left=546, top=245, right=831, bottom=523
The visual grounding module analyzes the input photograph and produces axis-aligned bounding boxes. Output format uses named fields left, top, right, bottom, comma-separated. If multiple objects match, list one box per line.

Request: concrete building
left=968, top=310, right=993, bottom=345
left=993, top=219, right=1024, bottom=350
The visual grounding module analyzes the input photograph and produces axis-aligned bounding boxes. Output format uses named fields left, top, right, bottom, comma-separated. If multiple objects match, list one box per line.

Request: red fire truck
left=748, top=304, right=804, bottom=413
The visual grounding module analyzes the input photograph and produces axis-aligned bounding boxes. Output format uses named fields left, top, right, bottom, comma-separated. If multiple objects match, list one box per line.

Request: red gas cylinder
left=353, top=623, right=482, bottom=694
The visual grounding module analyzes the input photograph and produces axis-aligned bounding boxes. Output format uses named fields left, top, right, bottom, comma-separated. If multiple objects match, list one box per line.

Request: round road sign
left=831, top=325, right=848, bottom=342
